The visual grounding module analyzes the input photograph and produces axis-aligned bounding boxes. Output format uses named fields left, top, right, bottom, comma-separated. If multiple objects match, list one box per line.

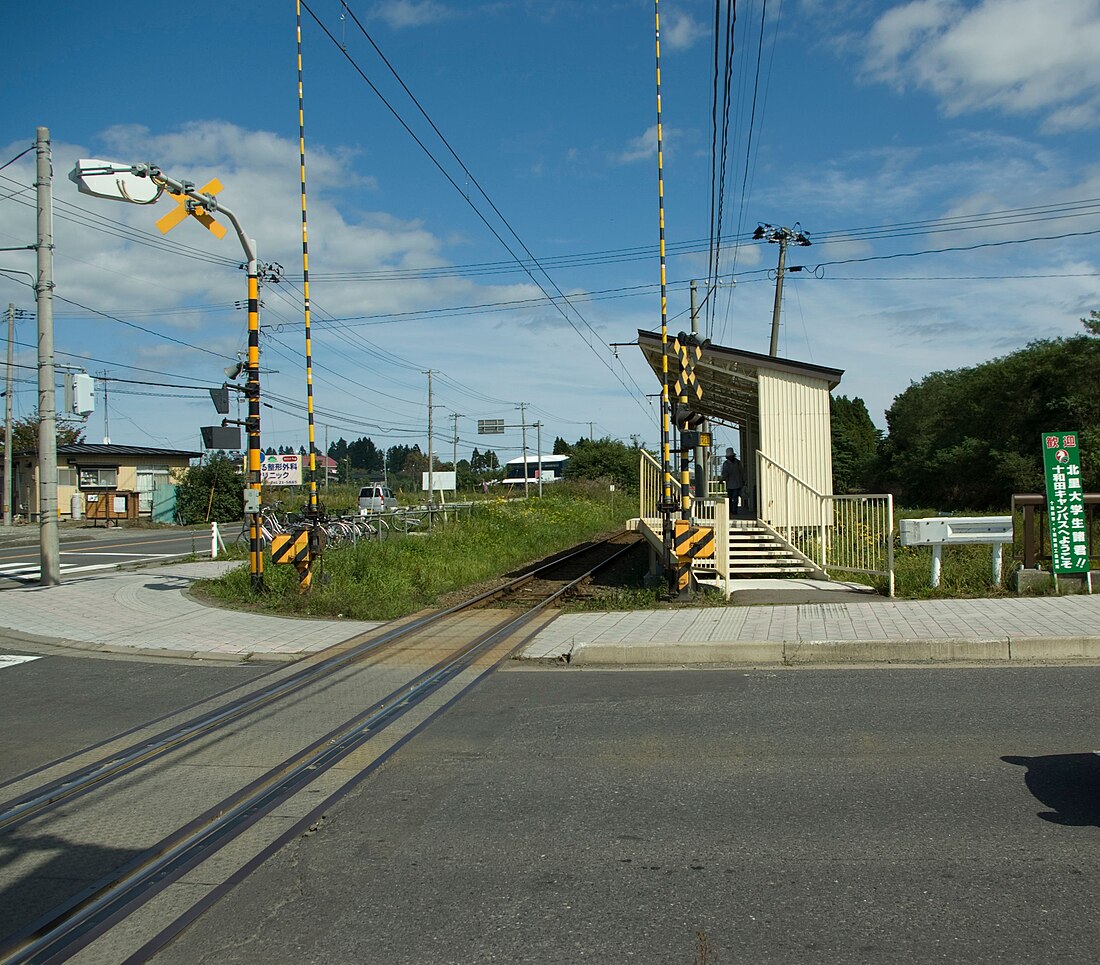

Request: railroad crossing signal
left=155, top=178, right=228, bottom=239
left=672, top=335, right=704, bottom=404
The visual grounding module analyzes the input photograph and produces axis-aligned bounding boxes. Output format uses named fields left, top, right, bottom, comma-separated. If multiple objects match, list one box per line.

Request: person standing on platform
left=720, top=447, right=744, bottom=516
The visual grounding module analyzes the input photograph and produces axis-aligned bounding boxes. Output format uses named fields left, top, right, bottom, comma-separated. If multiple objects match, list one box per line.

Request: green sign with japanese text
left=1042, top=431, right=1089, bottom=574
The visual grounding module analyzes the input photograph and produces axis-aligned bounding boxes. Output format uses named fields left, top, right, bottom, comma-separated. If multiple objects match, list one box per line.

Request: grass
left=200, top=482, right=634, bottom=620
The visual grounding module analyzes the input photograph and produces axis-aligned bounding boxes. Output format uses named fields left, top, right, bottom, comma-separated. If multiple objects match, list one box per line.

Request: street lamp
left=70, top=159, right=266, bottom=591
left=753, top=223, right=811, bottom=357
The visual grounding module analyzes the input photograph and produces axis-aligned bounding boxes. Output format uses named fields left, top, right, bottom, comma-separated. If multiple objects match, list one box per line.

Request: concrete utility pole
left=535, top=421, right=543, bottom=497
left=4, top=304, right=14, bottom=526
left=754, top=223, right=811, bottom=357
left=450, top=412, right=463, bottom=472
left=690, top=279, right=707, bottom=499
left=35, top=128, right=60, bottom=586
left=425, top=369, right=434, bottom=504
left=517, top=402, right=529, bottom=498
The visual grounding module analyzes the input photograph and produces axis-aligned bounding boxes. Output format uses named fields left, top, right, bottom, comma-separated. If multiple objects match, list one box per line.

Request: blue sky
left=2, top=0, right=1099, bottom=467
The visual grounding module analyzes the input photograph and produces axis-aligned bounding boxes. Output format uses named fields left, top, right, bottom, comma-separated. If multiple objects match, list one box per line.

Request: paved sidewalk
left=521, top=592, right=1100, bottom=666
left=2, top=558, right=1099, bottom=667
left=0, top=561, right=382, bottom=662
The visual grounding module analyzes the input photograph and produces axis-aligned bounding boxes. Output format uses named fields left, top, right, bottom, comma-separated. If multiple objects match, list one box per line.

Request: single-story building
left=8, top=443, right=200, bottom=523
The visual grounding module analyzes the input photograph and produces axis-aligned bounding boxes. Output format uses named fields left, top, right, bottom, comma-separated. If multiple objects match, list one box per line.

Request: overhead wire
left=299, top=0, right=655, bottom=415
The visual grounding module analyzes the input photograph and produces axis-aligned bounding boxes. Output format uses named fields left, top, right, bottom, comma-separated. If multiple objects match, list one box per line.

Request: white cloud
left=863, top=0, right=1100, bottom=130
left=371, top=0, right=453, bottom=29
left=662, top=9, right=706, bottom=51
left=616, top=125, right=678, bottom=164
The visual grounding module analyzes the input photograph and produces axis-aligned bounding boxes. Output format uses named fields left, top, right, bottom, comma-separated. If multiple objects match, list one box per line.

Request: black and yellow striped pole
left=297, top=1, right=319, bottom=520
left=141, top=163, right=265, bottom=591
left=245, top=262, right=264, bottom=592
left=654, top=0, right=674, bottom=585
left=296, top=0, right=321, bottom=592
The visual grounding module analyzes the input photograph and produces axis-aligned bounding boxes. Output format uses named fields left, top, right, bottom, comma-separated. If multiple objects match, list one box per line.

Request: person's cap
left=725, top=448, right=734, bottom=457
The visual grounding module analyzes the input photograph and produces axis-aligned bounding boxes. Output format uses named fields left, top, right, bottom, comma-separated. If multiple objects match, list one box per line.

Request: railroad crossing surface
left=0, top=557, right=1098, bottom=665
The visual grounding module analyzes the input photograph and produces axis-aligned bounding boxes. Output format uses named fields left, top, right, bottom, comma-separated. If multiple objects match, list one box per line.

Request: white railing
left=638, top=450, right=681, bottom=519
left=756, top=451, right=895, bottom=595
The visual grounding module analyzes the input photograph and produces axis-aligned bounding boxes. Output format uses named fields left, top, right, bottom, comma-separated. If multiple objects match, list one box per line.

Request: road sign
left=261, top=453, right=303, bottom=486
left=1042, top=431, right=1089, bottom=575
left=478, top=419, right=505, bottom=434
left=156, top=178, right=228, bottom=239
left=422, top=471, right=456, bottom=492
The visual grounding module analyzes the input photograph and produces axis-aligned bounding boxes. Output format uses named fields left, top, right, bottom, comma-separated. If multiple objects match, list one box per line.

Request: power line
left=300, top=0, right=654, bottom=416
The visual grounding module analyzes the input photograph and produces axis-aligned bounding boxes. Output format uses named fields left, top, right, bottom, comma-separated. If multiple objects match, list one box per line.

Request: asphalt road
left=0, top=527, right=213, bottom=585
left=0, top=644, right=268, bottom=783
left=150, top=665, right=1100, bottom=965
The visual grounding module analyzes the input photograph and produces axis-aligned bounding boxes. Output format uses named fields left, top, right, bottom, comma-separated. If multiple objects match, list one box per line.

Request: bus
left=501, top=454, right=570, bottom=487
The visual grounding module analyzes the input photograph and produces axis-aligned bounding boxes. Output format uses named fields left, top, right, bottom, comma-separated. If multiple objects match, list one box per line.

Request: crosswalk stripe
left=0, top=655, right=42, bottom=670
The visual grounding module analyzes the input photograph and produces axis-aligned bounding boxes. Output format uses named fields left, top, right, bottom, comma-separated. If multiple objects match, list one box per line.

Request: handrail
left=638, top=450, right=680, bottom=519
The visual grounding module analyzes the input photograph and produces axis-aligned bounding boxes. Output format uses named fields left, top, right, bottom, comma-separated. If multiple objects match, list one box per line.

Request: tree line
left=832, top=314, right=1100, bottom=509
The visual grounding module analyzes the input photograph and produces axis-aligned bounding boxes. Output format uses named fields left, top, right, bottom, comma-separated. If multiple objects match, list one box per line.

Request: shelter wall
left=757, top=370, right=833, bottom=526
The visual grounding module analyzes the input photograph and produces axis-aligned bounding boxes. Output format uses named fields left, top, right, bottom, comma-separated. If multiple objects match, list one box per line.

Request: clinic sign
left=1042, top=432, right=1089, bottom=574
left=261, top=453, right=303, bottom=486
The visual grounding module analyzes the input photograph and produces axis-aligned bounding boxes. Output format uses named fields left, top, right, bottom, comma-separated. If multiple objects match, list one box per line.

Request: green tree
left=3, top=412, right=85, bottom=453
left=1081, top=309, right=1100, bottom=336
left=831, top=395, right=882, bottom=494
left=881, top=336, right=1100, bottom=508
left=565, top=437, right=639, bottom=490
left=175, top=454, right=243, bottom=524
left=553, top=436, right=571, bottom=455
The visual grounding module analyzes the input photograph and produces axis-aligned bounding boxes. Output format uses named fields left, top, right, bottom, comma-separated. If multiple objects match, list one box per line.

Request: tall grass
left=201, top=482, right=631, bottom=620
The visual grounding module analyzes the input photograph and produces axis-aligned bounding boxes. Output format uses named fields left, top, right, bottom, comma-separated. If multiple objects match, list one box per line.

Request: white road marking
left=0, top=655, right=42, bottom=669
left=0, top=560, right=184, bottom=583
left=58, top=551, right=177, bottom=558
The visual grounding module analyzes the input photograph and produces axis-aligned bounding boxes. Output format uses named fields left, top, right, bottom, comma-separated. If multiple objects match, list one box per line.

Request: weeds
left=200, top=485, right=632, bottom=620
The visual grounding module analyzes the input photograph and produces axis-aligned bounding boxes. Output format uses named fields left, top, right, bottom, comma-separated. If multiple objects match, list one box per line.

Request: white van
left=358, top=485, right=397, bottom=514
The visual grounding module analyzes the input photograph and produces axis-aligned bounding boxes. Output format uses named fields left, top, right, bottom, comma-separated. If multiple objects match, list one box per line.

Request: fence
left=756, top=451, right=895, bottom=595
left=1012, top=493, right=1100, bottom=569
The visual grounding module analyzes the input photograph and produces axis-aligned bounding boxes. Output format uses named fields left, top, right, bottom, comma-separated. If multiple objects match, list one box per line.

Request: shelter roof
left=15, top=443, right=201, bottom=460
left=636, top=329, right=844, bottom=427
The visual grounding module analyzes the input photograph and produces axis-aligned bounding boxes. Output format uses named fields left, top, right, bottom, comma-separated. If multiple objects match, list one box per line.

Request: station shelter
left=8, top=443, right=200, bottom=524
left=636, top=328, right=842, bottom=518
left=633, top=330, right=894, bottom=592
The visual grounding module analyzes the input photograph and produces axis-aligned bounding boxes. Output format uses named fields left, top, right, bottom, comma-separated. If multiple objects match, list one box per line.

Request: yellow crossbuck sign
left=155, top=178, right=227, bottom=239
left=672, top=336, right=703, bottom=403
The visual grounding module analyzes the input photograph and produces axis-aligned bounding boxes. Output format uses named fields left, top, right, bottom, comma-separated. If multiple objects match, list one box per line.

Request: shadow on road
left=1002, top=752, right=1100, bottom=826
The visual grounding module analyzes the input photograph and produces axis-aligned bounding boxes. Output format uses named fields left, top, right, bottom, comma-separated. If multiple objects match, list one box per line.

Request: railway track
left=0, top=533, right=637, bottom=964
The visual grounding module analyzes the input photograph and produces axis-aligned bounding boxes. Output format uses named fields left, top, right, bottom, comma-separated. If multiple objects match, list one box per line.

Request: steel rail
left=0, top=538, right=637, bottom=964
left=0, top=533, right=631, bottom=833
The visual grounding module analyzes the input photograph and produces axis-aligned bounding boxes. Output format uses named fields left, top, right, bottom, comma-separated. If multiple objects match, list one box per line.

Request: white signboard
left=422, top=471, right=456, bottom=492
left=261, top=453, right=303, bottom=486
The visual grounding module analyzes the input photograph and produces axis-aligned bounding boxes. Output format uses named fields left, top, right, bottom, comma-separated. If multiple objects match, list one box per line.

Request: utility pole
left=587, top=422, right=595, bottom=441
left=535, top=421, right=543, bottom=497
left=425, top=369, right=434, bottom=504
left=101, top=372, right=110, bottom=443
left=4, top=304, right=15, bottom=526
left=690, top=280, right=707, bottom=499
left=450, top=412, right=463, bottom=473
left=517, top=402, right=529, bottom=498
left=36, top=128, right=60, bottom=586
left=753, top=223, right=811, bottom=357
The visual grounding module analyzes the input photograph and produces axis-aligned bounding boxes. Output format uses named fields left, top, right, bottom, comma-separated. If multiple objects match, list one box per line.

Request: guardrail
left=900, top=515, right=1012, bottom=587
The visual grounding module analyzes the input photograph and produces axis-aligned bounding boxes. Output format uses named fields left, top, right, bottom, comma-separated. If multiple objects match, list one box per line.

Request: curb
left=559, top=635, right=1100, bottom=667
